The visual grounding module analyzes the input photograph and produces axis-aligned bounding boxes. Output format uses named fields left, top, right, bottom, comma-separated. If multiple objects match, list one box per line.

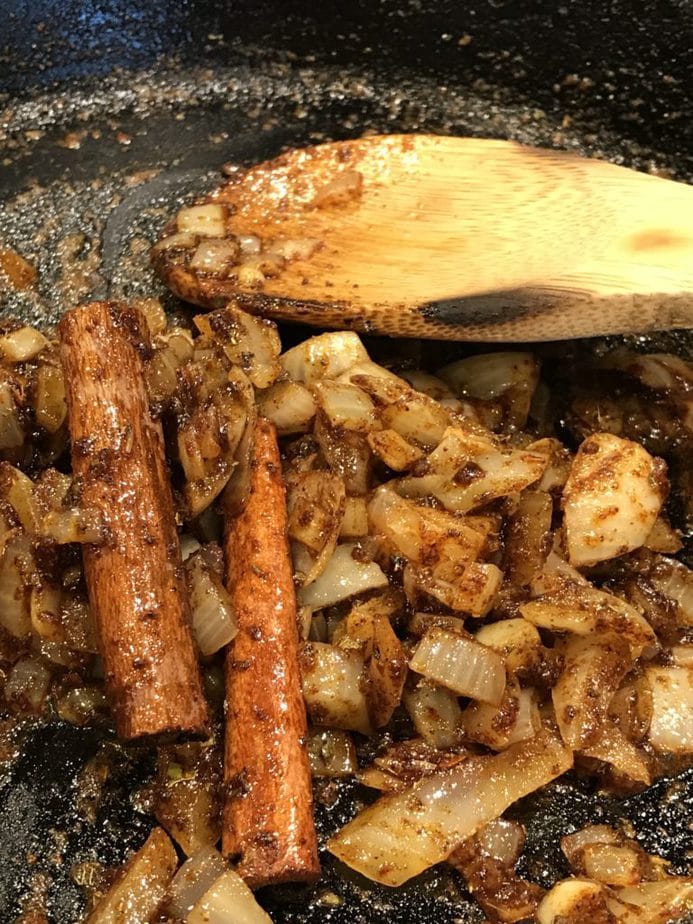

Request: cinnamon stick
left=59, top=301, right=209, bottom=740
left=223, top=417, right=319, bottom=887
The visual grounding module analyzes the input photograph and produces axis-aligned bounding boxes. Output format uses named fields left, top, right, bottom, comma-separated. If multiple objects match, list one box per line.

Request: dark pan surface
left=1, top=1, right=692, bottom=921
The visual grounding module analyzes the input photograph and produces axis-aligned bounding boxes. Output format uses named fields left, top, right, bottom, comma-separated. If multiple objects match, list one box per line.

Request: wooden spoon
left=152, top=135, right=693, bottom=341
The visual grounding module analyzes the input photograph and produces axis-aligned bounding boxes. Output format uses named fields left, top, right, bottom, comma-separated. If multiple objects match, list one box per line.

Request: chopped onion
left=259, top=381, right=316, bottom=435
left=88, top=827, right=178, bottom=924
left=281, top=332, right=369, bottom=384
left=611, top=878, right=693, bottom=923
left=561, top=825, right=620, bottom=868
left=474, top=619, right=542, bottom=678
left=300, top=641, right=372, bottom=734
left=0, top=325, right=48, bottom=363
left=42, top=508, right=106, bottom=544
left=582, top=722, right=652, bottom=785
left=167, top=846, right=227, bottom=922
left=265, top=236, right=320, bottom=261
left=154, top=743, right=222, bottom=857
left=298, top=543, right=388, bottom=609
left=313, top=381, right=378, bottom=432
left=582, top=843, right=644, bottom=887
left=367, top=428, right=423, bottom=471
left=649, top=557, right=693, bottom=626
left=186, top=552, right=238, bottom=656
left=503, top=489, right=552, bottom=588
left=189, top=239, right=240, bottom=274
left=195, top=305, right=281, bottom=390
left=56, top=686, right=108, bottom=726
left=462, top=684, right=540, bottom=750
left=35, top=363, right=67, bottom=433
left=314, top=413, right=372, bottom=495
left=563, top=433, right=666, bottom=567
left=327, top=730, right=572, bottom=886
left=406, top=561, right=502, bottom=617
left=312, top=169, right=363, bottom=208
left=401, top=370, right=458, bottom=402
left=186, top=869, right=273, bottom=924
left=551, top=634, right=631, bottom=750
left=339, top=496, right=369, bottom=538
left=287, top=471, right=345, bottom=585
left=2, top=463, right=40, bottom=532
left=5, top=657, right=51, bottom=713
left=152, top=231, right=198, bottom=252
left=409, top=627, right=506, bottom=705
left=0, top=380, right=23, bottom=450
left=0, top=530, right=34, bottom=638
left=307, top=728, right=358, bottom=777
left=438, top=352, right=539, bottom=428
left=477, top=818, right=526, bottom=867
left=402, top=678, right=463, bottom=748
left=645, top=665, right=693, bottom=753
left=536, top=879, right=607, bottom=924
left=176, top=203, right=228, bottom=237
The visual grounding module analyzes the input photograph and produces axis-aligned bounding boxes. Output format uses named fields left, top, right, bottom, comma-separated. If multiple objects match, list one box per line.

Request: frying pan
left=1, top=1, right=692, bottom=921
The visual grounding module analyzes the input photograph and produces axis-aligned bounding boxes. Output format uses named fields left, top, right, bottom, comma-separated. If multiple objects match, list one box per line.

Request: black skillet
left=1, top=1, right=692, bottom=921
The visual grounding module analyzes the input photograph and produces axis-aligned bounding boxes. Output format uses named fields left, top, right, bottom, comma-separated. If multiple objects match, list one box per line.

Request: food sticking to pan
left=0, top=157, right=692, bottom=923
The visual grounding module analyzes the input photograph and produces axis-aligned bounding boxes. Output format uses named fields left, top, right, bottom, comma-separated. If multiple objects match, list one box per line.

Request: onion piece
left=327, top=729, right=572, bottom=887
left=563, top=433, right=667, bottom=567
left=438, top=352, right=539, bottom=429
left=259, top=381, right=316, bottom=435
left=0, top=529, right=34, bottom=638
left=189, top=239, right=240, bottom=275
left=582, top=722, right=652, bottom=786
left=648, top=557, right=693, bottom=626
left=167, top=847, right=227, bottom=922
left=176, top=203, right=228, bottom=237
left=367, top=428, right=424, bottom=471
left=645, top=665, right=693, bottom=753
left=35, top=362, right=67, bottom=433
left=307, top=729, right=358, bottom=777
left=462, top=683, right=540, bottom=750
left=154, top=743, right=222, bottom=857
left=551, top=634, right=631, bottom=750
left=536, top=879, right=608, bottom=924
left=561, top=825, right=620, bottom=868
left=312, top=381, right=378, bottom=432
left=503, top=490, right=553, bottom=588
left=5, top=657, right=51, bottom=713
left=287, top=471, right=345, bottom=585
left=610, top=878, right=693, bottom=923
left=300, top=641, right=372, bottom=735
left=0, top=326, right=48, bottom=363
left=42, top=508, right=106, bottom=544
left=298, top=543, right=388, bottom=609
left=477, top=818, right=526, bottom=867
left=186, top=869, right=273, bottom=924
left=403, top=678, right=463, bottom=748
left=582, top=843, right=644, bottom=887
left=406, top=561, right=502, bottom=617
left=475, top=619, right=542, bottom=678
left=314, top=413, right=372, bottom=495
left=56, top=686, right=108, bottom=726
left=409, top=628, right=506, bottom=705
left=186, top=551, right=238, bottom=656
left=152, top=231, right=198, bottom=252
left=195, top=305, right=281, bottom=390
left=87, top=827, right=178, bottom=924
left=340, top=497, right=369, bottom=538
left=0, top=380, right=23, bottom=450
left=281, top=332, right=369, bottom=384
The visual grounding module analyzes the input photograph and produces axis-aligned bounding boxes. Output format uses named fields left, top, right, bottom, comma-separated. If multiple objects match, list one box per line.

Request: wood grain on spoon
left=60, top=302, right=209, bottom=740
left=222, top=417, right=319, bottom=887
left=151, top=134, right=693, bottom=341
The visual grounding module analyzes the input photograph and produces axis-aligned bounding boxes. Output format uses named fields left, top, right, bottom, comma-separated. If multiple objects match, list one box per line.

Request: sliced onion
left=402, top=678, right=463, bottom=748
left=0, top=326, right=49, bottom=363
left=314, top=413, right=372, bottom=495
left=287, top=471, right=345, bottom=585
left=167, top=846, right=227, bottom=922
left=582, top=722, right=651, bottom=785
left=5, top=657, right=51, bottom=713
left=401, top=370, right=458, bottom=402
left=552, top=634, right=631, bottom=750
left=474, top=619, right=542, bottom=677
left=186, top=869, right=273, bottom=924
left=298, top=543, right=388, bottom=609
left=300, top=641, right=372, bottom=735
left=406, top=561, right=502, bottom=617
left=154, top=743, right=222, bottom=857
left=88, top=827, right=178, bottom=924
left=462, top=684, right=540, bottom=750
left=281, top=332, right=369, bottom=384
left=259, top=381, right=316, bottom=435
left=265, top=236, right=320, bottom=261
left=186, top=552, right=238, bottom=656
left=438, top=352, right=539, bottom=428
left=563, top=433, right=666, bottom=567
left=152, top=231, right=198, bottom=252
left=503, top=489, right=552, bottom=589
left=2, top=463, right=40, bottom=532
left=312, top=169, right=363, bottom=208
left=645, top=665, right=693, bottom=753
left=327, top=729, right=572, bottom=887
left=561, top=825, right=620, bottom=868
left=367, top=428, right=424, bottom=471
left=529, top=437, right=573, bottom=493
left=307, top=728, right=358, bottom=777
left=176, top=203, right=228, bottom=237
left=409, top=627, right=506, bottom=705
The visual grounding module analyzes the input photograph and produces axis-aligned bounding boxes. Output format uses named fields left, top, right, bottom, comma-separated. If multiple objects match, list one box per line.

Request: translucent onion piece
left=0, top=380, right=23, bottom=450
left=503, top=489, right=552, bottom=588
left=259, top=381, right=316, bottom=435
left=438, top=352, right=539, bottom=428
left=339, top=497, right=369, bottom=538
left=462, top=684, right=540, bottom=750
left=402, top=678, right=463, bottom=749
left=154, top=744, right=222, bottom=857
left=563, top=433, right=667, bottom=567
left=367, top=428, right=424, bottom=471
left=536, top=879, right=607, bottom=924
left=4, top=657, right=51, bottom=713
left=406, top=561, right=502, bottom=617
left=328, top=730, right=572, bottom=887
left=186, top=869, right=273, bottom=924
left=1, top=463, right=40, bottom=531
left=644, top=516, right=683, bottom=554
left=610, top=878, right=693, bottom=923
left=0, top=530, right=34, bottom=638
left=379, top=394, right=451, bottom=449
left=194, top=305, right=281, bottom=389
left=529, top=437, right=573, bottom=493
left=265, top=236, right=320, bottom=261
left=176, top=203, right=228, bottom=237
left=189, top=239, right=240, bottom=275
left=281, top=331, right=369, bottom=384
left=287, top=471, right=345, bottom=585
left=312, top=169, right=363, bottom=207
left=56, top=686, right=108, bottom=726
left=42, top=508, right=106, bottom=544
left=582, top=722, right=651, bottom=785
left=551, top=634, right=631, bottom=750
left=300, top=641, right=372, bottom=735
left=401, top=370, right=458, bottom=402
left=152, top=231, right=198, bottom=252
left=475, top=619, right=542, bottom=677
left=35, top=363, right=67, bottom=433
left=561, top=825, right=620, bottom=868
left=88, top=827, right=178, bottom=924
left=167, top=846, right=227, bottom=922
left=298, top=543, right=388, bottom=609
left=0, top=325, right=48, bottom=363
left=476, top=818, right=525, bottom=867
left=313, top=381, right=378, bottom=432
left=649, top=557, right=693, bottom=626
left=582, top=843, right=644, bottom=887
left=645, top=665, right=693, bottom=753
left=186, top=553, right=238, bottom=656
left=409, top=628, right=506, bottom=705
left=307, top=728, right=358, bottom=777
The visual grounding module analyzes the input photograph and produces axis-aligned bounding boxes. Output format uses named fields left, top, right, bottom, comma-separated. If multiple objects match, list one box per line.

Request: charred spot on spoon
left=420, top=288, right=556, bottom=325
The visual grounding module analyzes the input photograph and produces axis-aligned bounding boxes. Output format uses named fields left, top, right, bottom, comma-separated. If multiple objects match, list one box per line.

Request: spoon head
left=152, top=135, right=693, bottom=340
